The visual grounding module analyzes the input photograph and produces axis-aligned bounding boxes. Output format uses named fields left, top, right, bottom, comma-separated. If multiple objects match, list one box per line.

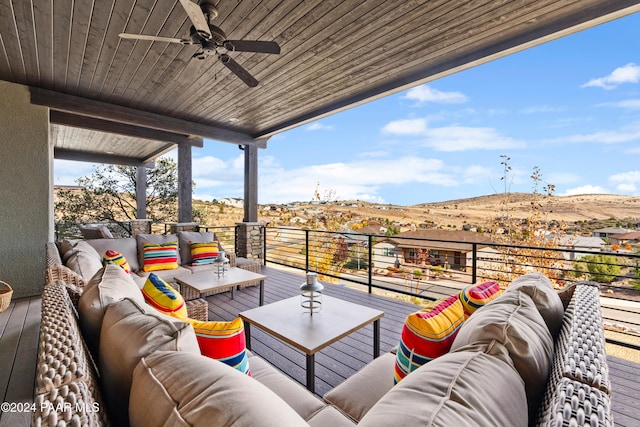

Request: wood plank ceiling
left=1, top=0, right=639, bottom=164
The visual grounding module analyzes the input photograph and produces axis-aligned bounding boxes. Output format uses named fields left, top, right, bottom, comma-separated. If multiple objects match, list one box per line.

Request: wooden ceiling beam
left=54, top=147, right=154, bottom=166
left=31, top=87, right=265, bottom=147
left=50, top=111, right=203, bottom=147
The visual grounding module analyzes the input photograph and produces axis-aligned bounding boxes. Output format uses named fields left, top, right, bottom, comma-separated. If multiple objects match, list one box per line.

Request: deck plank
left=0, top=297, right=40, bottom=427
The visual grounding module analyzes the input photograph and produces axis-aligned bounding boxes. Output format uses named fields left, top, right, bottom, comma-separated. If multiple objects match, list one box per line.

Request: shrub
left=572, top=254, right=621, bottom=283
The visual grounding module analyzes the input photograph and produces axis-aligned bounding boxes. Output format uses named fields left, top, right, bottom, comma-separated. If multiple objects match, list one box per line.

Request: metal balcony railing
left=263, top=226, right=640, bottom=350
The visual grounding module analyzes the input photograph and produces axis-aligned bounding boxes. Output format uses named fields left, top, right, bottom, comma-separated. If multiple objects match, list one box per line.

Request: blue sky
left=55, top=12, right=640, bottom=206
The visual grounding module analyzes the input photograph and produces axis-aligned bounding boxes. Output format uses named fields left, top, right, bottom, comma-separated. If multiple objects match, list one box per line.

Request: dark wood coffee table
left=239, top=295, right=384, bottom=393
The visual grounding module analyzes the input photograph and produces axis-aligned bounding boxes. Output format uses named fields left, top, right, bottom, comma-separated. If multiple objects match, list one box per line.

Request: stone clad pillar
left=129, top=219, right=153, bottom=236
left=236, top=222, right=264, bottom=261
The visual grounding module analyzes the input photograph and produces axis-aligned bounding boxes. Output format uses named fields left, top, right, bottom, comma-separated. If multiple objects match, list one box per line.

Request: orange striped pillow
left=459, top=281, right=502, bottom=319
left=182, top=317, right=251, bottom=376
left=142, top=242, right=179, bottom=272
left=190, top=241, right=219, bottom=266
left=394, top=295, right=464, bottom=383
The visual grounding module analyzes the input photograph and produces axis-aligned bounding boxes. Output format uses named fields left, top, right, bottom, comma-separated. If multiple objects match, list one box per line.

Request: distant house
left=373, top=229, right=498, bottom=271
left=609, top=231, right=640, bottom=246
left=591, top=227, right=631, bottom=239
left=554, top=235, right=606, bottom=260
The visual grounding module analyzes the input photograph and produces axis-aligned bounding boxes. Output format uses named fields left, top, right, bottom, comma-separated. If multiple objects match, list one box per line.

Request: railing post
left=262, top=224, right=267, bottom=266
left=368, top=234, right=373, bottom=294
left=472, top=243, right=477, bottom=284
left=305, top=229, right=310, bottom=272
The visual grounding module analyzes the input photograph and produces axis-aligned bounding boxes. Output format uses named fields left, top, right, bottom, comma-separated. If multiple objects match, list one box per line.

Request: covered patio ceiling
left=1, top=0, right=640, bottom=165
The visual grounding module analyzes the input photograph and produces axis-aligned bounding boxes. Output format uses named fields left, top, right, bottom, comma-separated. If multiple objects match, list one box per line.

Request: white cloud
left=382, top=119, right=524, bottom=152
left=257, top=156, right=468, bottom=203
left=306, top=122, right=334, bottom=131
left=582, top=63, right=640, bottom=89
left=545, top=123, right=640, bottom=144
left=598, top=99, right=640, bottom=109
left=609, top=170, right=640, bottom=194
left=560, top=185, right=609, bottom=196
left=403, top=85, right=468, bottom=104
left=520, top=105, right=566, bottom=114
left=420, top=126, right=524, bottom=152
left=381, top=118, right=428, bottom=135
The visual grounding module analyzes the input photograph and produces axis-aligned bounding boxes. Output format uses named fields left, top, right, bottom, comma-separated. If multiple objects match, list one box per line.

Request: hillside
left=197, top=193, right=640, bottom=233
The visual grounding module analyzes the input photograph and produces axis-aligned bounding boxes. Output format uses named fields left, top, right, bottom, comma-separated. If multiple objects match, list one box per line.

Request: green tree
left=55, top=158, right=197, bottom=225
left=572, top=254, right=621, bottom=283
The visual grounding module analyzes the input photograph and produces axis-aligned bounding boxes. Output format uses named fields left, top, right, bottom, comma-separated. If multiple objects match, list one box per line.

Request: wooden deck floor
left=0, top=296, right=39, bottom=427
left=0, top=265, right=638, bottom=425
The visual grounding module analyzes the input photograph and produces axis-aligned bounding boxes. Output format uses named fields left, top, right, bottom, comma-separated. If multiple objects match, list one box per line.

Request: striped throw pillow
left=142, top=242, right=179, bottom=272
left=190, top=241, right=219, bottom=266
left=394, top=295, right=464, bottom=383
left=459, top=281, right=502, bottom=319
left=184, top=317, right=251, bottom=376
left=142, top=273, right=188, bottom=318
left=102, top=249, right=132, bottom=274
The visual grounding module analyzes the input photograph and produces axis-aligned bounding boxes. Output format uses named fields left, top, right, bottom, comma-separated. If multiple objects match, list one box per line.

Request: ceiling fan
left=119, top=0, right=280, bottom=87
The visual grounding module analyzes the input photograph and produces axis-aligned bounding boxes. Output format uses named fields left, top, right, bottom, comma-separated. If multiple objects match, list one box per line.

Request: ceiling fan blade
left=224, top=40, right=280, bottom=54
left=220, top=54, right=258, bottom=87
left=119, top=33, right=187, bottom=44
left=179, top=0, right=211, bottom=39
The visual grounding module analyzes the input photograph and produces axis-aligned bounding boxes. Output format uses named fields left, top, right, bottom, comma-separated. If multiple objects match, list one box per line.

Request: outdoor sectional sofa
left=35, top=241, right=613, bottom=426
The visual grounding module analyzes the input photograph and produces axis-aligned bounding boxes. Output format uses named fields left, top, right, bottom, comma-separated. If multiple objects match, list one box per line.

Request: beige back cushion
left=450, top=289, right=553, bottom=418
left=77, top=265, right=144, bottom=357
left=506, top=272, right=564, bottom=338
left=65, top=240, right=102, bottom=279
left=177, top=231, right=215, bottom=265
left=129, top=351, right=309, bottom=427
left=358, top=351, right=528, bottom=427
left=86, top=237, right=140, bottom=272
left=99, top=298, right=200, bottom=427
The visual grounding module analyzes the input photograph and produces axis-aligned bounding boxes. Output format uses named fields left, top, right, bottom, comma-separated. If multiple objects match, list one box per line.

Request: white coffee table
left=175, top=267, right=267, bottom=305
left=239, top=295, right=384, bottom=393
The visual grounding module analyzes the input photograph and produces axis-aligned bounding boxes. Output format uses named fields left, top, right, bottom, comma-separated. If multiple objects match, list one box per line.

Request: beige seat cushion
left=248, top=354, right=325, bottom=420
left=129, top=351, right=309, bottom=427
left=86, top=237, right=140, bottom=272
left=99, top=298, right=200, bottom=427
left=323, top=352, right=396, bottom=422
left=358, top=351, right=528, bottom=427
left=506, top=272, right=564, bottom=338
left=77, top=265, right=145, bottom=356
left=134, top=265, right=192, bottom=282
left=450, top=289, right=553, bottom=418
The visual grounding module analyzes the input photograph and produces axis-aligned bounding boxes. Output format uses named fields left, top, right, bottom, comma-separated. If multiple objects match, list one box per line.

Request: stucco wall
left=0, top=82, right=51, bottom=298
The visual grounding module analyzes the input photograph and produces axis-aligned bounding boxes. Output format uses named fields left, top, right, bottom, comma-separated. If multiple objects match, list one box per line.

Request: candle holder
left=213, top=250, right=230, bottom=278
left=300, top=272, right=323, bottom=314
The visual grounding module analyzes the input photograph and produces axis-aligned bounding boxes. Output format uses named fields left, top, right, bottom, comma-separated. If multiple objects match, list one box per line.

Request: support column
left=136, top=165, right=147, bottom=219
left=0, top=82, right=50, bottom=298
left=243, top=144, right=258, bottom=223
left=178, top=143, right=192, bottom=223
left=235, top=222, right=264, bottom=261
